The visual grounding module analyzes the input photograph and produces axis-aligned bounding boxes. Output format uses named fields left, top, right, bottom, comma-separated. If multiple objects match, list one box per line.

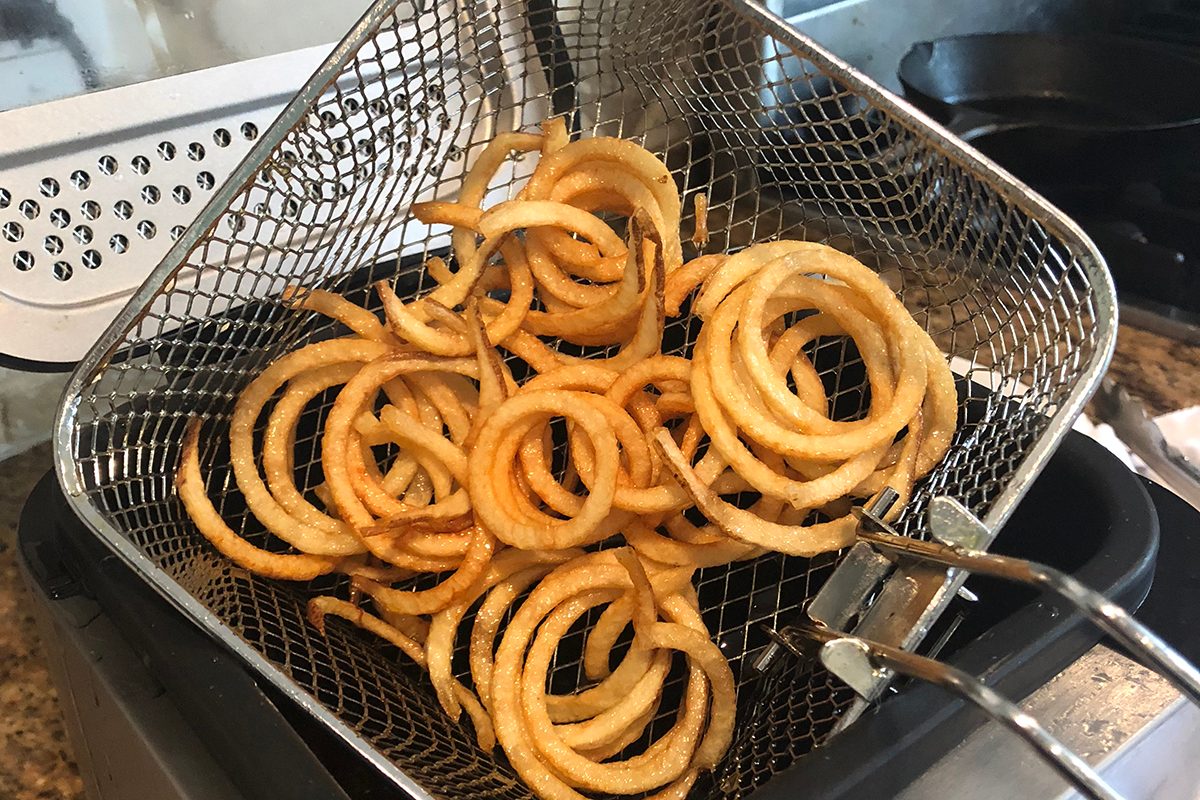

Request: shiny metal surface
left=900, top=645, right=1200, bottom=800
left=0, top=0, right=370, bottom=112
left=805, top=543, right=895, bottom=629
left=752, top=492, right=897, bottom=677
left=804, top=631, right=1122, bottom=800
left=52, top=0, right=1116, bottom=796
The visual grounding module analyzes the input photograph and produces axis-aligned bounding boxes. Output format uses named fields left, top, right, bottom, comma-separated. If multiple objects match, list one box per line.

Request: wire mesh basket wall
left=54, top=0, right=1114, bottom=797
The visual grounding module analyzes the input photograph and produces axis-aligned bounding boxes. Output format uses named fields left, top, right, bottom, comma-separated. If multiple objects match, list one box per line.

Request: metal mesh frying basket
left=53, top=0, right=1115, bottom=797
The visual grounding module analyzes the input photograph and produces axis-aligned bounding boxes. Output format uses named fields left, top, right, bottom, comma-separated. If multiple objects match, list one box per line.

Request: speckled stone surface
left=0, top=443, right=84, bottom=800
left=0, top=325, right=1191, bottom=799
left=1108, top=324, right=1200, bottom=416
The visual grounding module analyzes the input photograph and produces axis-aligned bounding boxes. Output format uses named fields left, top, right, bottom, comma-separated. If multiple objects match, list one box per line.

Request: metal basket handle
left=756, top=490, right=1200, bottom=800
left=856, top=494, right=1200, bottom=708
left=774, top=622, right=1123, bottom=800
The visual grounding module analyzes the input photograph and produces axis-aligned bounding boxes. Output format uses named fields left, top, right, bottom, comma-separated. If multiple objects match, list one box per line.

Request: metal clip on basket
left=757, top=489, right=1200, bottom=800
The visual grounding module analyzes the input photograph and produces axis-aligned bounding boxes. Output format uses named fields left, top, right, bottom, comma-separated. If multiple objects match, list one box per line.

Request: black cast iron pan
left=898, top=33, right=1200, bottom=184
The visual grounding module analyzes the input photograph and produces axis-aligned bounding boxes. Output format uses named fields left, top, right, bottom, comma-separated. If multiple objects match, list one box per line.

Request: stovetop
left=1047, top=175, right=1200, bottom=332
left=1031, top=0, right=1200, bottom=334
left=780, top=0, right=1200, bottom=341
left=1034, top=0, right=1200, bottom=339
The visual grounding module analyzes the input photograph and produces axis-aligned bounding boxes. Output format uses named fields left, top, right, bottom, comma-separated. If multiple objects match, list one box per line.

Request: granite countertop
left=0, top=324, right=1195, bottom=798
left=1107, top=324, right=1200, bottom=417
left=0, top=442, right=83, bottom=800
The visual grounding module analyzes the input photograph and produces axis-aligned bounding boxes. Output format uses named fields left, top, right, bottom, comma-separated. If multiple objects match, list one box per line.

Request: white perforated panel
left=0, top=34, right=515, bottom=367
left=0, top=46, right=326, bottom=365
